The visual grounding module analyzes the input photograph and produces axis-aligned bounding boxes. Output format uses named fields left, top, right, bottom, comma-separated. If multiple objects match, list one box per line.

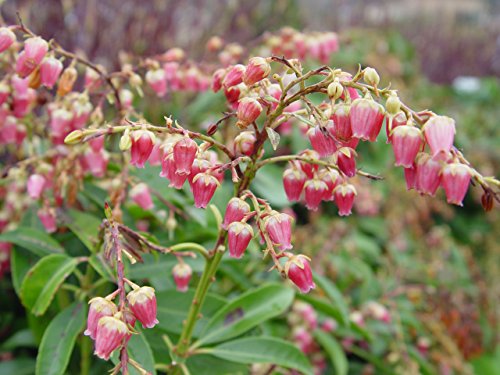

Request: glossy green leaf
left=197, top=284, right=294, bottom=345
left=156, top=289, right=227, bottom=336
left=20, top=254, right=78, bottom=316
left=0, top=228, right=64, bottom=256
left=314, top=274, right=350, bottom=326
left=36, top=302, right=86, bottom=375
left=314, top=330, right=348, bottom=375
left=64, top=209, right=102, bottom=252
left=209, top=336, right=313, bottom=375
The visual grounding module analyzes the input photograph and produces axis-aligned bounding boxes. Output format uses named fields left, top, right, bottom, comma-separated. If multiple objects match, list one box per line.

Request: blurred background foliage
left=0, top=1, right=499, bottom=374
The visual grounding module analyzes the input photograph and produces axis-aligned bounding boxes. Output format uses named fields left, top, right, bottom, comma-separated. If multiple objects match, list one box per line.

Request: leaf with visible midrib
left=210, top=336, right=313, bottom=375
left=36, top=302, right=86, bottom=375
left=0, top=228, right=64, bottom=256
left=20, top=254, right=78, bottom=316
left=197, top=284, right=294, bottom=345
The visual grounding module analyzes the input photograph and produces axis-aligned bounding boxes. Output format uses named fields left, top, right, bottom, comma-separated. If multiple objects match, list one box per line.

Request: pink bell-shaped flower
left=191, top=173, right=220, bottom=208
left=298, top=150, right=320, bottom=178
left=227, top=222, right=254, bottom=259
left=304, top=179, right=328, bottom=211
left=391, top=125, right=423, bottom=168
left=161, top=153, right=189, bottom=189
left=40, top=57, right=63, bottom=88
left=25, top=37, right=48, bottom=64
left=84, top=297, right=117, bottom=340
left=264, top=211, right=293, bottom=250
left=0, top=27, right=15, bottom=53
left=404, top=165, right=417, bottom=191
left=130, top=183, right=154, bottom=210
left=329, top=103, right=352, bottom=141
left=233, top=131, right=256, bottom=156
left=440, top=163, right=472, bottom=206
left=320, top=169, right=342, bottom=201
left=211, top=68, right=226, bottom=92
left=286, top=255, right=315, bottom=293
left=336, top=147, right=357, bottom=178
left=283, top=168, right=306, bottom=202
left=222, top=197, right=251, bottom=229
left=307, top=125, right=337, bottom=157
left=243, top=57, right=271, bottom=86
left=130, top=129, right=155, bottom=168
left=423, top=115, right=456, bottom=156
left=223, top=64, right=245, bottom=87
left=127, top=286, right=159, bottom=329
left=145, top=68, right=167, bottom=97
left=82, top=149, right=109, bottom=178
left=172, top=262, right=192, bottom=292
left=385, top=111, right=407, bottom=142
left=173, top=137, right=198, bottom=176
left=27, top=174, right=46, bottom=200
left=237, top=97, right=262, bottom=128
left=37, top=207, right=57, bottom=233
left=349, top=97, right=385, bottom=142
left=333, top=183, right=357, bottom=216
left=415, top=153, right=442, bottom=196
left=89, top=136, right=105, bottom=153
left=94, top=315, right=129, bottom=360
left=188, top=157, right=211, bottom=184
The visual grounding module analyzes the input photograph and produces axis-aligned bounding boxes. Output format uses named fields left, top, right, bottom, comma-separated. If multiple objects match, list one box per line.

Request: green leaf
left=64, top=209, right=102, bottom=252
left=209, top=336, right=313, bottom=375
left=314, top=330, right=348, bottom=375
left=197, top=284, right=294, bottom=345
left=36, top=302, right=86, bottom=375
left=314, top=274, right=350, bottom=326
left=111, top=332, right=157, bottom=375
left=0, top=228, right=64, bottom=256
left=251, top=164, right=289, bottom=207
left=20, top=254, right=78, bottom=316
left=156, top=290, right=227, bottom=336
left=297, top=294, right=349, bottom=328
left=186, top=354, right=248, bottom=375
left=266, top=127, right=280, bottom=150
left=10, top=247, right=38, bottom=295
left=0, top=358, right=36, bottom=375
left=89, top=254, right=114, bottom=281
left=1, top=329, right=36, bottom=350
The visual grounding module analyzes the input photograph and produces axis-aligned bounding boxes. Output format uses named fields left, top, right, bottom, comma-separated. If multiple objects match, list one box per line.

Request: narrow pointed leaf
left=314, top=330, right=348, bottom=375
left=0, top=228, right=64, bottom=256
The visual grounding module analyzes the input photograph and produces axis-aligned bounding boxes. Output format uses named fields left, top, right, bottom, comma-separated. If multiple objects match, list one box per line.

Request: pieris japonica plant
left=0, top=20, right=498, bottom=375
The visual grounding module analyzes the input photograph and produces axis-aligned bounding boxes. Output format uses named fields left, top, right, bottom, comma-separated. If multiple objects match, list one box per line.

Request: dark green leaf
left=314, top=330, right=348, bottom=375
left=20, top=254, right=78, bottom=315
left=314, top=274, right=350, bottom=326
left=36, top=302, right=86, bottom=375
left=1, top=329, right=36, bottom=350
left=198, top=284, right=294, bottom=345
left=0, top=228, right=64, bottom=256
left=251, top=164, right=288, bottom=207
left=0, top=358, right=36, bottom=375
left=209, top=336, right=313, bottom=375
left=10, top=247, right=38, bottom=295
left=65, top=209, right=102, bottom=252
left=186, top=354, right=248, bottom=375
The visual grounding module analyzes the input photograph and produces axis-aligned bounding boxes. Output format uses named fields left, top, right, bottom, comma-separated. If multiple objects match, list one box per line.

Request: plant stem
left=80, top=336, right=91, bottom=375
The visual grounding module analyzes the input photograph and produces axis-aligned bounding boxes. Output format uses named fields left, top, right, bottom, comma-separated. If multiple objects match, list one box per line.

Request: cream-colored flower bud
left=119, top=129, right=132, bottom=151
left=386, top=92, right=401, bottom=115
left=363, top=67, right=380, bottom=87
left=327, top=81, right=344, bottom=100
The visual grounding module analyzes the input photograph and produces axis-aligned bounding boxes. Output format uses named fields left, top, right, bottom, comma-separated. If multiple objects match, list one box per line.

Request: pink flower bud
left=27, top=174, right=46, bottom=200
left=40, top=57, right=63, bottom=88
left=243, top=57, right=271, bottom=85
left=329, top=103, right=352, bottom=141
left=161, top=152, right=189, bottom=189
left=336, top=147, right=357, bottom=178
left=233, top=131, right=256, bottom=156
left=0, top=27, right=15, bottom=53
left=211, top=68, right=226, bottom=92
left=188, top=157, right=211, bottom=184
left=130, top=183, right=154, bottom=210
left=349, top=97, right=385, bottom=142
left=333, top=183, right=357, bottom=216
left=94, top=316, right=128, bottom=360
left=415, top=153, right=442, bottom=196
left=386, top=111, right=407, bottom=142
left=223, top=197, right=251, bottom=229
left=172, top=262, right=192, bottom=292
left=307, top=125, right=337, bottom=157
left=191, top=173, right=219, bottom=208
left=145, top=68, right=167, bottom=97
left=0, top=116, right=18, bottom=144
left=223, top=64, right=245, bottom=87
left=37, top=207, right=57, bottom=233
left=24, top=37, right=48, bottom=65
left=227, top=222, right=254, bottom=258
left=82, top=149, right=108, bottom=178
left=127, top=286, right=159, bottom=329
left=130, top=129, right=156, bottom=168
left=50, top=108, right=73, bottom=136
left=0, top=82, right=9, bottom=105
left=286, top=255, right=315, bottom=293
left=119, top=89, right=133, bottom=110
left=404, top=165, right=417, bottom=190
left=173, top=137, right=198, bottom=176
left=319, top=169, right=342, bottom=201
left=391, top=125, right=423, bottom=167
left=321, top=318, right=338, bottom=333
left=298, top=150, right=320, bottom=178
left=89, top=136, right=105, bottom=153
left=264, top=211, right=293, bottom=250
left=440, top=163, right=471, bottom=206
left=224, top=85, right=242, bottom=104
left=283, top=168, right=306, bottom=202
left=15, top=52, right=35, bottom=78
left=423, top=115, right=456, bottom=156
left=304, top=179, right=328, bottom=211
left=147, top=141, right=162, bottom=166
left=84, top=297, right=117, bottom=340
left=84, top=68, right=102, bottom=91
left=237, top=97, right=262, bottom=127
